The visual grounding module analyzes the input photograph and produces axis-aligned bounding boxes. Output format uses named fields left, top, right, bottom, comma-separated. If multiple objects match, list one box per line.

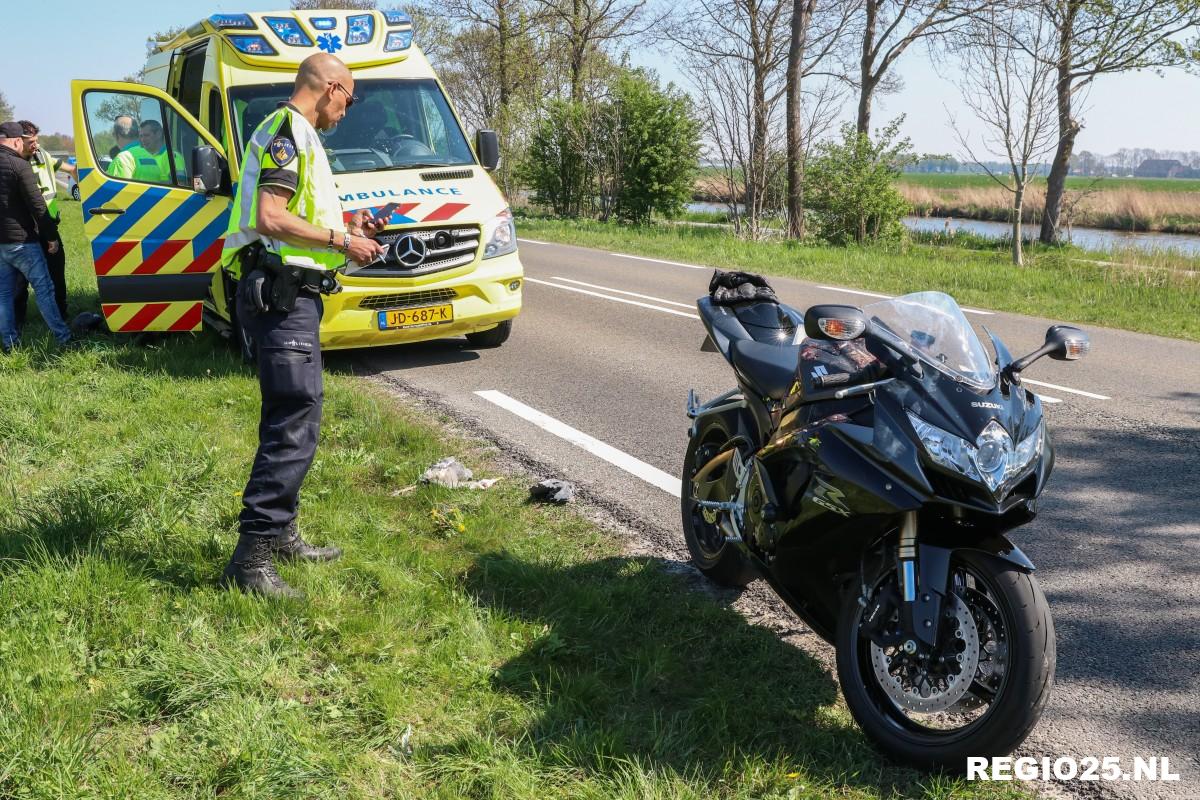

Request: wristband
left=327, top=228, right=335, bottom=251
left=342, top=233, right=352, bottom=253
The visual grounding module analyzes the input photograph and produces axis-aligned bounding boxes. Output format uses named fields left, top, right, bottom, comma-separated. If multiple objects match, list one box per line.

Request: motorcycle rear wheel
left=835, top=550, right=1055, bottom=771
left=680, top=426, right=757, bottom=588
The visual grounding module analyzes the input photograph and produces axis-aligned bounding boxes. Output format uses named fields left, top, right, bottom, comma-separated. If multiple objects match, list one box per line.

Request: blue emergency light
left=209, top=13, right=256, bottom=30
left=346, top=14, right=375, bottom=45
left=264, top=16, right=313, bottom=47
left=310, top=17, right=336, bottom=30
left=384, top=30, right=413, bottom=51
left=228, top=35, right=278, bottom=55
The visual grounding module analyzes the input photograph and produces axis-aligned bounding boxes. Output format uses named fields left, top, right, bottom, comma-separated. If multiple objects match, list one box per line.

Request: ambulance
left=70, top=10, right=522, bottom=349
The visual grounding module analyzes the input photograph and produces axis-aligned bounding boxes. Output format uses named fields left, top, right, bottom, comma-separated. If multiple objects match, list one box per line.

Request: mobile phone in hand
left=372, top=202, right=400, bottom=227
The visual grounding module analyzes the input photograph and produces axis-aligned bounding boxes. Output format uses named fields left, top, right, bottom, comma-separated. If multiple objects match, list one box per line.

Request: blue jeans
left=0, top=242, right=72, bottom=349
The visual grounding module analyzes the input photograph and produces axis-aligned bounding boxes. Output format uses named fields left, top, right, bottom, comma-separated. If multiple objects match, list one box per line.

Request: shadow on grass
left=0, top=481, right=223, bottom=591
left=421, top=550, right=933, bottom=796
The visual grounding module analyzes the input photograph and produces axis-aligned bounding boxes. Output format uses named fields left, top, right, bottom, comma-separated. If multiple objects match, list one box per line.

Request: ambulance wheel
left=465, top=320, right=511, bottom=348
left=71, top=184, right=81, bottom=201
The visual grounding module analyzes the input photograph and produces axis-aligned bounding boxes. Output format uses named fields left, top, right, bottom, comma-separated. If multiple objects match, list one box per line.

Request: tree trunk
left=856, top=0, right=878, bottom=134
left=1012, top=186, right=1025, bottom=266
left=570, top=0, right=585, bottom=102
left=1040, top=1, right=1079, bottom=244
left=786, top=0, right=816, bottom=239
left=498, top=0, right=510, bottom=108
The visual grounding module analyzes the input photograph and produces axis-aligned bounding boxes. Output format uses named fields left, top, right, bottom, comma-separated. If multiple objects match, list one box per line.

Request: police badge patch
left=269, top=135, right=296, bottom=166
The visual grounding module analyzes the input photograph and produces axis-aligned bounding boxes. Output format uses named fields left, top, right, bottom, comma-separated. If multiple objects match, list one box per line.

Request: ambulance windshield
left=229, top=78, right=476, bottom=173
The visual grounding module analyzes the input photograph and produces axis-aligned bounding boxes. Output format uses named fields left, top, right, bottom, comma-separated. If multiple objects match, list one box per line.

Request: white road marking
left=608, top=252, right=710, bottom=271
left=475, top=390, right=682, bottom=497
left=1035, top=394, right=1063, bottom=404
left=1021, top=378, right=1111, bottom=401
left=517, top=237, right=551, bottom=245
left=527, top=277, right=700, bottom=319
left=817, top=285, right=994, bottom=316
left=550, top=277, right=696, bottom=309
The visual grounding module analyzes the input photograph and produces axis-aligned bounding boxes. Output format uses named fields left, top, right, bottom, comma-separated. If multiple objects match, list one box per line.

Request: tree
left=951, top=3, right=1058, bottom=265
left=0, top=90, right=12, bottom=122
left=522, top=68, right=701, bottom=222
left=672, top=0, right=790, bottom=238
left=437, top=0, right=542, bottom=110
left=606, top=71, right=701, bottom=222
left=533, top=0, right=654, bottom=102
left=854, top=0, right=991, bottom=134
left=785, top=0, right=857, bottom=238
left=1037, top=0, right=1200, bottom=243
left=805, top=118, right=914, bottom=244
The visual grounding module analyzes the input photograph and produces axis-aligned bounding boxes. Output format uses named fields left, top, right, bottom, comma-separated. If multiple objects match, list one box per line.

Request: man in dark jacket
left=0, top=120, right=72, bottom=352
left=12, top=120, right=71, bottom=328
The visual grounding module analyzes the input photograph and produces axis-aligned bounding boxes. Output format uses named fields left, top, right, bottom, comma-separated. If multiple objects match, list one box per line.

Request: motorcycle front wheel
left=835, top=550, right=1055, bottom=771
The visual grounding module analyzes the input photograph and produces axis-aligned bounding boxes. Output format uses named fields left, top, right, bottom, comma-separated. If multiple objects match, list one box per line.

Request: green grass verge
left=898, top=173, right=1200, bottom=193
left=0, top=204, right=1036, bottom=797
left=515, top=216, right=1200, bottom=342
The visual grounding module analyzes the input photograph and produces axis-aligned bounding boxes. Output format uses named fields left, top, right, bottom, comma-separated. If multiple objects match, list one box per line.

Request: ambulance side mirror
left=192, top=146, right=230, bottom=196
left=476, top=130, right=500, bottom=171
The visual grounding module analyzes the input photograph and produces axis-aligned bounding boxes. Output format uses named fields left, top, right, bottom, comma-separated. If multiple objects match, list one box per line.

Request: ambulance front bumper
left=316, top=251, right=523, bottom=351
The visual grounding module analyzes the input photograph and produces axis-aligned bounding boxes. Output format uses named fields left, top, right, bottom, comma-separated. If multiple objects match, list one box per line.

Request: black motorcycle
left=683, top=284, right=1090, bottom=769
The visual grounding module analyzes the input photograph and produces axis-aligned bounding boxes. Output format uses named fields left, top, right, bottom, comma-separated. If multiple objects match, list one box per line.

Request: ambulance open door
left=70, top=80, right=231, bottom=333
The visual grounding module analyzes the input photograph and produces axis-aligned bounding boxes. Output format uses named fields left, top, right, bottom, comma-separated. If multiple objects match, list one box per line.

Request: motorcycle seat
left=730, top=338, right=799, bottom=401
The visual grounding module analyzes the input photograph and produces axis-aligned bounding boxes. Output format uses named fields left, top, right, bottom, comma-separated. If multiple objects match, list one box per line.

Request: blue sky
left=7, top=0, right=1199, bottom=157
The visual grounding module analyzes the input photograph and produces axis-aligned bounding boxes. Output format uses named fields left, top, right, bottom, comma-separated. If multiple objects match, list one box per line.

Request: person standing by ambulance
left=13, top=121, right=72, bottom=327
left=219, top=53, right=385, bottom=597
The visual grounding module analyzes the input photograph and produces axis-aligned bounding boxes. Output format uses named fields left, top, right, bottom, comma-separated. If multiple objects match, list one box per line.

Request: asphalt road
left=352, top=238, right=1200, bottom=799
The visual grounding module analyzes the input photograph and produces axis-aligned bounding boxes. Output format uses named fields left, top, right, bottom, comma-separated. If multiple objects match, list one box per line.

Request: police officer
left=220, top=53, right=385, bottom=597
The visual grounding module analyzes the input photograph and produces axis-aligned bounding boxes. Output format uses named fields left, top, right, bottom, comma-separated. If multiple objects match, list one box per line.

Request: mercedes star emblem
left=393, top=234, right=428, bottom=267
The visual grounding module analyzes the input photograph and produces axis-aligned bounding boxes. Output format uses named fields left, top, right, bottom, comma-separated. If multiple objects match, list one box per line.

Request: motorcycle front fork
left=863, top=511, right=951, bottom=653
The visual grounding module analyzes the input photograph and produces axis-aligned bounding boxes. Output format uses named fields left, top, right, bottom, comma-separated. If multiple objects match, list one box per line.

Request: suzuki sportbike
left=683, top=289, right=1090, bottom=769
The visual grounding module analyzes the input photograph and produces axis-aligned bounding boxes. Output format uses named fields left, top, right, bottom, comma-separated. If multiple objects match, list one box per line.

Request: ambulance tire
left=465, top=320, right=511, bottom=348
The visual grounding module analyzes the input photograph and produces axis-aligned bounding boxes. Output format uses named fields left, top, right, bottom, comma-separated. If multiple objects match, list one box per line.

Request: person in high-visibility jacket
left=13, top=120, right=72, bottom=328
left=219, top=52, right=385, bottom=598
left=109, top=119, right=183, bottom=184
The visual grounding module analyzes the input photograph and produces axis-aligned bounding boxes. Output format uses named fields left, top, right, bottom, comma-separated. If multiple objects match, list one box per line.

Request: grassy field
left=516, top=215, right=1200, bottom=342
left=896, top=173, right=1200, bottom=234
left=898, top=173, right=1200, bottom=193
left=0, top=204, right=1038, bottom=798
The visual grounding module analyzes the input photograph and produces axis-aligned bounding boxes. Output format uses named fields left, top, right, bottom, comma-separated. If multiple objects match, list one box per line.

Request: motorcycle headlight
left=1007, top=417, right=1045, bottom=481
left=908, top=413, right=1037, bottom=495
left=907, top=412, right=981, bottom=484
left=482, top=207, right=517, bottom=259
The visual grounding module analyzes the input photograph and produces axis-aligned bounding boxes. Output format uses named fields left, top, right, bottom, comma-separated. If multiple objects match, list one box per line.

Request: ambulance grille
left=356, top=225, right=481, bottom=278
left=357, top=288, right=457, bottom=311
left=420, top=169, right=473, bottom=181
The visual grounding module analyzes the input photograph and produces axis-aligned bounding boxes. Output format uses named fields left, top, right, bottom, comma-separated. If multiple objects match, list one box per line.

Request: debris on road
left=419, top=457, right=501, bottom=490
left=529, top=479, right=575, bottom=504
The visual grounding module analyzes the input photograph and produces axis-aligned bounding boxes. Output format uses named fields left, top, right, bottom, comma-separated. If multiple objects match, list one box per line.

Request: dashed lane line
left=526, top=277, right=700, bottom=319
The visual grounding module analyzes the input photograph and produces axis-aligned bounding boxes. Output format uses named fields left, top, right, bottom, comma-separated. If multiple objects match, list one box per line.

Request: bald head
left=296, top=53, right=351, bottom=94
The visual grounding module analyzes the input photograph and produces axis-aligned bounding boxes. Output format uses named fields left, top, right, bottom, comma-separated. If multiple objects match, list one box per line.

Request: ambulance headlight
left=482, top=208, right=517, bottom=259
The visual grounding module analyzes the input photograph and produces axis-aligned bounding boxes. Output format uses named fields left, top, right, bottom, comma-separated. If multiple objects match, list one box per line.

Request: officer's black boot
left=221, top=534, right=303, bottom=598
left=272, top=518, right=343, bottom=563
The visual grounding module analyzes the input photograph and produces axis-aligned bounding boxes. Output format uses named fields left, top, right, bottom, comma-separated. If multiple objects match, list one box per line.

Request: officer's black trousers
left=13, top=235, right=68, bottom=328
left=237, top=287, right=323, bottom=538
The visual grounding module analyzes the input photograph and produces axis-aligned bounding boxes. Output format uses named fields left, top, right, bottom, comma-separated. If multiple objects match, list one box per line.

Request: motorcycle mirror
left=1008, top=324, right=1091, bottom=376
left=804, top=304, right=868, bottom=341
left=1045, top=325, right=1090, bottom=361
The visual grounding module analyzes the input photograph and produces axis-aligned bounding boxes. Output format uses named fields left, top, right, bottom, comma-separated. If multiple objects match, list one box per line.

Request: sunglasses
left=329, top=81, right=359, bottom=109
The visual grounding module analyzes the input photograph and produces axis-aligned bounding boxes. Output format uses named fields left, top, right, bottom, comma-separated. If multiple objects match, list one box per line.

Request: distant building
left=1135, top=158, right=1185, bottom=178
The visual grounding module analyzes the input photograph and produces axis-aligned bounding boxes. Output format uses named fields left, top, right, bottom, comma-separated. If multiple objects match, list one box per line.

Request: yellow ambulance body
left=70, top=10, right=522, bottom=349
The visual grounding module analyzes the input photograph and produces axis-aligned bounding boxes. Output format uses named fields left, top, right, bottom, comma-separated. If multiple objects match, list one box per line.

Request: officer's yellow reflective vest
left=32, top=150, right=60, bottom=220
left=221, top=105, right=344, bottom=278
